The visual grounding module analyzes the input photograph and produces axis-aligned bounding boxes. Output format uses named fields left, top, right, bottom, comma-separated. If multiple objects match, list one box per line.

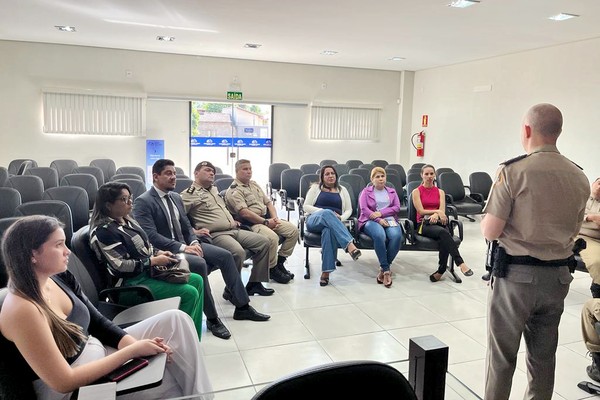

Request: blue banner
left=146, top=140, right=164, bottom=186
left=190, top=137, right=272, bottom=148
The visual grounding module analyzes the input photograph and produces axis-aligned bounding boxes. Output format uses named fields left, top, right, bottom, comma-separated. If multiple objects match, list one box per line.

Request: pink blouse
left=416, top=185, right=440, bottom=223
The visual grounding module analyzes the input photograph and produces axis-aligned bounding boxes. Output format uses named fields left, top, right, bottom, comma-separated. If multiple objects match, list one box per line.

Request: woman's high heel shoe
left=376, top=270, right=384, bottom=284
left=349, top=248, right=362, bottom=261
left=383, top=271, right=392, bottom=288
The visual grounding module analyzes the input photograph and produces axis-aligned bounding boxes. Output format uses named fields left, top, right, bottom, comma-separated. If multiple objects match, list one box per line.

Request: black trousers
left=184, top=243, right=250, bottom=319
left=420, top=224, right=464, bottom=274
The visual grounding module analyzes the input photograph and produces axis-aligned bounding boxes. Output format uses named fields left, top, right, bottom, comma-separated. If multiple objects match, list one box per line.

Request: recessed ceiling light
left=548, top=13, right=579, bottom=21
left=321, top=50, right=338, bottom=56
left=244, top=43, right=262, bottom=49
left=389, top=57, right=405, bottom=61
left=55, top=25, right=76, bottom=32
left=156, top=36, right=175, bottom=42
left=448, top=0, right=480, bottom=8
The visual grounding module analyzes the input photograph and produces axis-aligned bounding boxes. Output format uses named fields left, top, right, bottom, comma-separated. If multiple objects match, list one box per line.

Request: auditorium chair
left=24, top=167, right=59, bottom=190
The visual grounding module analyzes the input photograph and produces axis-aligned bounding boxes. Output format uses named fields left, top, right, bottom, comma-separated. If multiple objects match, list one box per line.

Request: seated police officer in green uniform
left=225, top=159, right=298, bottom=284
left=180, top=161, right=278, bottom=297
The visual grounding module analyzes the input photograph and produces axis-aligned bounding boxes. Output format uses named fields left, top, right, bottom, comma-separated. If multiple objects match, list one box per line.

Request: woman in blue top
left=0, top=215, right=211, bottom=399
left=303, top=165, right=361, bottom=286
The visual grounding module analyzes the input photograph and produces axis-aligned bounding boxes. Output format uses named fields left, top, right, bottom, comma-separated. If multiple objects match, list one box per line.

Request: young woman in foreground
left=0, top=215, right=211, bottom=399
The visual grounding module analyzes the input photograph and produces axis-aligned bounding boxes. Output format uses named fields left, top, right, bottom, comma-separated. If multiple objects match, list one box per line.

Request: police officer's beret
left=196, top=161, right=216, bottom=173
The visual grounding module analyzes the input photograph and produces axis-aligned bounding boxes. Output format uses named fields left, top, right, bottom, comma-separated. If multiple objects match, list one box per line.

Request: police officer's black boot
left=587, top=352, right=600, bottom=383
left=270, top=263, right=291, bottom=284
left=276, top=255, right=294, bottom=279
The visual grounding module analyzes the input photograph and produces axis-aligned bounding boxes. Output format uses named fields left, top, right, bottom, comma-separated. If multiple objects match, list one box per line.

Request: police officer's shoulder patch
left=186, top=186, right=195, bottom=194
left=230, top=183, right=238, bottom=189
left=501, top=154, right=528, bottom=167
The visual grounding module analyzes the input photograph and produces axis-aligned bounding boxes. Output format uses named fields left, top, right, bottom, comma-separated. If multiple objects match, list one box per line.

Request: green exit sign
left=227, top=91, right=243, bottom=101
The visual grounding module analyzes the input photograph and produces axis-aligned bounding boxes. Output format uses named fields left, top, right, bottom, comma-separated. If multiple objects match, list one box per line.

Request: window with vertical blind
left=310, top=104, right=381, bottom=141
left=42, top=90, right=146, bottom=136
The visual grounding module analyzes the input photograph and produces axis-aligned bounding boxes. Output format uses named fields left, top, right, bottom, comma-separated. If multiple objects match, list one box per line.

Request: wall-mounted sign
left=227, top=91, right=243, bottom=101
left=146, top=140, right=164, bottom=187
left=190, top=137, right=271, bottom=148
left=422, top=115, right=429, bottom=127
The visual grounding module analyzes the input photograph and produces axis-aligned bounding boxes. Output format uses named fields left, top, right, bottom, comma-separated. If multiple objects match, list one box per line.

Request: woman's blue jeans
left=306, top=209, right=354, bottom=272
left=362, top=220, right=403, bottom=271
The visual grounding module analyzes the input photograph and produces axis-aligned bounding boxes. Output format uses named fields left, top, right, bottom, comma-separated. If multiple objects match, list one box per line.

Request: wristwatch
left=263, top=219, right=269, bottom=225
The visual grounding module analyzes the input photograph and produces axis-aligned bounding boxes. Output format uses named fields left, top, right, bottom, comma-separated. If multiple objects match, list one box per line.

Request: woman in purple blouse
left=358, top=167, right=403, bottom=287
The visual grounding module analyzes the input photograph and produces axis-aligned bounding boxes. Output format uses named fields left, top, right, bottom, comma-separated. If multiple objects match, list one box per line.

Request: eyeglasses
left=118, top=196, right=134, bottom=204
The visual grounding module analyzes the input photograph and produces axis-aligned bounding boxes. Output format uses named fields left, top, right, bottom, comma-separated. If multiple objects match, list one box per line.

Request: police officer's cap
left=197, top=161, right=216, bottom=173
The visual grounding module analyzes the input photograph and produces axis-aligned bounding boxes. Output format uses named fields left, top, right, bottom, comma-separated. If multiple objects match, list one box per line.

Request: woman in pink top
left=411, top=164, right=472, bottom=282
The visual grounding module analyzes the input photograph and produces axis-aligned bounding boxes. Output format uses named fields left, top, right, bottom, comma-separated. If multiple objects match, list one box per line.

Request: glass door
left=190, top=101, right=272, bottom=188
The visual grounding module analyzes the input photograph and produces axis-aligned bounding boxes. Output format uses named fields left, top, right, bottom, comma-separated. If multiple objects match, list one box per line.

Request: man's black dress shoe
left=206, top=318, right=231, bottom=339
left=233, top=305, right=271, bottom=321
left=246, top=282, right=275, bottom=296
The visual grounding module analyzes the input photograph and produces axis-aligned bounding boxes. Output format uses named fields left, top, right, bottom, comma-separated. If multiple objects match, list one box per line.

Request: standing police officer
left=481, top=103, right=589, bottom=399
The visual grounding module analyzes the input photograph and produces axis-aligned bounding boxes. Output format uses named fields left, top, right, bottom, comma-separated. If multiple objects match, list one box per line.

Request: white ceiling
left=1, top=0, right=600, bottom=71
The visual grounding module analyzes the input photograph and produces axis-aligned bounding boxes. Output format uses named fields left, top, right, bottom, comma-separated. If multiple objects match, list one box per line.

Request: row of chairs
left=3, top=158, right=149, bottom=183
left=296, top=177, right=465, bottom=282
left=2, top=173, right=138, bottom=211
left=269, top=161, right=493, bottom=222
left=270, top=162, right=409, bottom=195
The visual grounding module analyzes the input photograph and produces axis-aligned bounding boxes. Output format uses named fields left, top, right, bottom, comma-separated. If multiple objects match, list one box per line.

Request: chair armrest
left=446, top=205, right=458, bottom=219
left=344, top=218, right=356, bottom=235
left=266, top=182, right=276, bottom=204
left=404, top=219, right=416, bottom=243
left=297, top=197, right=305, bottom=214
left=112, top=297, right=181, bottom=326
left=468, top=193, right=485, bottom=204
left=445, top=193, right=454, bottom=203
left=279, top=189, right=288, bottom=208
left=266, top=182, right=272, bottom=197
left=99, top=285, right=155, bottom=305
left=449, top=219, right=464, bottom=240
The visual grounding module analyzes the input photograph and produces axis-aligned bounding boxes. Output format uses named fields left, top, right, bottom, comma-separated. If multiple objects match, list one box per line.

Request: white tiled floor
left=198, top=214, right=598, bottom=399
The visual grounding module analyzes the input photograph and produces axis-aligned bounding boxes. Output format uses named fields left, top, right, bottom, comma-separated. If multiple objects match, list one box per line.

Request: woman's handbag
left=150, top=256, right=191, bottom=284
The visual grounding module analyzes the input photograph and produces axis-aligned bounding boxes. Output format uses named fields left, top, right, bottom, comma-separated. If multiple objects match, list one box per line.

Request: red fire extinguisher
left=411, top=131, right=425, bottom=157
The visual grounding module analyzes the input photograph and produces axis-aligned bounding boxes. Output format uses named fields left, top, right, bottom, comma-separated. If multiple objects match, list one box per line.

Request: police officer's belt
left=506, top=254, right=575, bottom=267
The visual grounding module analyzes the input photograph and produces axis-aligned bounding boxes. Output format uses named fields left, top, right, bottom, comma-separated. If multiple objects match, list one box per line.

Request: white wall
left=412, top=37, right=600, bottom=183
left=0, top=40, right=403, bottom=171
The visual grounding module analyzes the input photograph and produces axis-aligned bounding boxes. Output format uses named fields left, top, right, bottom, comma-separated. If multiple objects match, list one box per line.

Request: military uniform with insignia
left=180, top=181, right=271, bottom=284
left=484, top=145, right=589, bottom=399
left=225, top=178, right=299, bottom=281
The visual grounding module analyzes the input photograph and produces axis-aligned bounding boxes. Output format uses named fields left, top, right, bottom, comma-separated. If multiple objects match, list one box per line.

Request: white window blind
left=43, top=90, right=146, bottom=136
left=310, top=104, right=381, bottom=141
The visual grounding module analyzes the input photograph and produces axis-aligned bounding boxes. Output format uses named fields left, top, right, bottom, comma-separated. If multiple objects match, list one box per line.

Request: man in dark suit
left=133, top=159, right=270, bottom=340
